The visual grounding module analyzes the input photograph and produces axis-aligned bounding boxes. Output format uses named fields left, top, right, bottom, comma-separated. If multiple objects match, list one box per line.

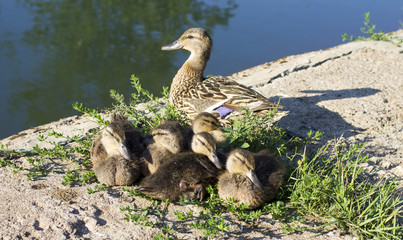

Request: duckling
left=190, top=112, right=229, bottom=164
left=136, top=132, right=222, bottom=201
left=192, top=112, right=226, bottom=144
left=190, top=131, right=223, bottom=169
left=140, top=121, right=187, bottom=176
left=90, top=113, right=144, bottom=186
left=161, top=28, right=284, bottom=121
left=93, top=154, right=140, bottom=186
left=217, top=149, right=286, bottom=209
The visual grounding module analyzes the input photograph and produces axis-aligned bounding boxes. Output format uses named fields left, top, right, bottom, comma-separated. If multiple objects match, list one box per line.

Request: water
left=1, top=0, right=402, bottom=138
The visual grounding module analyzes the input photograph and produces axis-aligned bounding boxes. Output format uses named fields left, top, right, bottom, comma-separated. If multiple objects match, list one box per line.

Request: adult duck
left=162, top=28, right=283, bottom=120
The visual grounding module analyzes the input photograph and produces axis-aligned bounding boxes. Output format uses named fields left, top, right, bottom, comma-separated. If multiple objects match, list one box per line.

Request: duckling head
left=191, top=132, right=222, bottom=169
left=151, top=121, right=187, bottom=154
left=162, top=28, right=212, bottom=66
left=192, top=112, right=221, bottom=133
left=192, top=112, right=226, bottom=144
left=110, top=112, right=127, bottom=124
left=101, top=115, right=132, bottom=160
left=226, top=149, right=262, bottom=188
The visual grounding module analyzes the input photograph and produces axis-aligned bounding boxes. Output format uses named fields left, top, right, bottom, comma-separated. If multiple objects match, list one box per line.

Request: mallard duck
left=162, top=28, right=283, bottom=120
left=90, top=113, right=144, bottom=186
left=136, top=132, right=222, bottom=201
left=217, top=149, right=286, bottom=209
left=140, top=121, right=187, bottom=176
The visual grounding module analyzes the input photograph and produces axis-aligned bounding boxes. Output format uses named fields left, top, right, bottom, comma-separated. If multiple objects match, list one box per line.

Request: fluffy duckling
left=140, top=121, right=187, bottom=176
left=192, top=112, right=226, bottom=144
left=217, top=149, right=286, bottom=209
left=190, top=131, right=223, bottom=169
left=162, top=28, right=284, bottom=121
left=90, top=113, right=144, bottom=186
left=136, top=132, right=222, bottom=201
left=92, top=155, right=140, bottom=186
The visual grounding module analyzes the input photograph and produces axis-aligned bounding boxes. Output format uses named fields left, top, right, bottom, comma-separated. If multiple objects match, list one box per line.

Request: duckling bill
left=190, top=132, right=222, bottom=169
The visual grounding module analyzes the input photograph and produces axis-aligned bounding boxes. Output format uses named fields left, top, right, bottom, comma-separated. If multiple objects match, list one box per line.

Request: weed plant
left=73, top=74, right=190, bottom=133
left=288, top=139, right=403, bottom=239
left=0, top=130, right=96, bottom=185
left=342, top=12, right=402, bottom=45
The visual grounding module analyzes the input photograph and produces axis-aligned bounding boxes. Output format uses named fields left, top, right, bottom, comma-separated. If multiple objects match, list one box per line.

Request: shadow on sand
left=273, top=88, right=380, bottom=143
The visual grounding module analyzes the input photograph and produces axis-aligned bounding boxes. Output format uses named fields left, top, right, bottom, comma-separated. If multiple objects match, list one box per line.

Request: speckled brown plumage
left=162, top=28, right=282, bottom=120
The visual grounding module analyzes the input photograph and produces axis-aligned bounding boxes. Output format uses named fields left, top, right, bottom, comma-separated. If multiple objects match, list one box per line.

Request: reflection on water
left=1, top=0, right=236, bottom=137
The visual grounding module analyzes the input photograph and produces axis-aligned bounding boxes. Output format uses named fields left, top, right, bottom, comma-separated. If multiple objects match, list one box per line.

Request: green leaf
left=240, top=142, right=250, bottom=148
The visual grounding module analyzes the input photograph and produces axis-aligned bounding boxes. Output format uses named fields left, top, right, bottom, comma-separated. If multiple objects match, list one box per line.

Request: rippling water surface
left=1, top=0, right=402, bottom=138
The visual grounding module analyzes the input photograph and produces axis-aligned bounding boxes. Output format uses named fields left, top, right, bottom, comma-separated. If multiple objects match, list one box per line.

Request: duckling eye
left=187, top=35, right=194, bottom=39
left=105, top=129, right=113, bottom=136
left=235, top=156, right=245, bottom=165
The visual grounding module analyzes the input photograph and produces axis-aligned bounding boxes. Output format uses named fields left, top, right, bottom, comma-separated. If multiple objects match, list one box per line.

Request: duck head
left=191, top=132, right=223, bottom=169
left=162, top=28, right=212, bottom=70
left=102, top=113, right=132, bottom=160
left=226, top=149, right=262, bottom=188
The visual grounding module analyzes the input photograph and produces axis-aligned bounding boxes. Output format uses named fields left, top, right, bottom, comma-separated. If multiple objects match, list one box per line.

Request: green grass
left=0, top=75, right=401, bottom=239
left=87, top=183, right=109, bottom=194
left=0, top=127, right=97, bottom=185
left=174, top=209, right=194, bottom=221
left=287, top=139, right=403, bottom=239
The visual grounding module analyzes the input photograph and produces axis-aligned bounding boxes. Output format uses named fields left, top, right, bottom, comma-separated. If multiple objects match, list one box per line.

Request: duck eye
left=187, top=35, right=194, bottom=39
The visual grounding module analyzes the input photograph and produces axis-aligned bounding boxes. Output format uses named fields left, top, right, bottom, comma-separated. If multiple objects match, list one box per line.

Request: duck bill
left=246, top=170, right=262, bottom=188
left=120, top=143, right=132, bottom=160
left=161, top=40, right=183, bottom=50
left=210, top=152, right=223, bottom=169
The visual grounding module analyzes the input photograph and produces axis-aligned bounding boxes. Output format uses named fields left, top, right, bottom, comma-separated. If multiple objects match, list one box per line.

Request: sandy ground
left=1, top=30, right=402, bottom=239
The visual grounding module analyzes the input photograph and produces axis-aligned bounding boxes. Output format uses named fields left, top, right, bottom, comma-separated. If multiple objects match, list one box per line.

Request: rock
left=381, top=161, right=393, bottom=169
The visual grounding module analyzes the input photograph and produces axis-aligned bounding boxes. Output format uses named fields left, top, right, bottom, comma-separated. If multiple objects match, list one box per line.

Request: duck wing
left=185, top=76, right=281, bottom=113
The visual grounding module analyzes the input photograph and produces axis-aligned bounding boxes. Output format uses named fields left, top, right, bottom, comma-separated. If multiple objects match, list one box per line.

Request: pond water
left=1, top=0, right=402, bottom=138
